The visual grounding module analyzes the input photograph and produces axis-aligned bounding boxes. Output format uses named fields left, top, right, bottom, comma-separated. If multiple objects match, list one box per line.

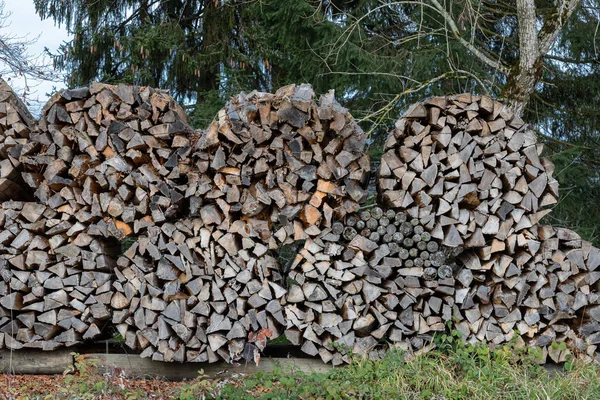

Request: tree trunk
left=502, top=0, right=541, bottom=118
left=502, top=0, right=583, bottom=117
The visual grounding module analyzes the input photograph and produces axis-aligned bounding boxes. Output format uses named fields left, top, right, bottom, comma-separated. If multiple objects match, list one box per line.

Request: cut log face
left=378, top=94, right=557, bottom=250
left=1, top=81, right=600, bottom=366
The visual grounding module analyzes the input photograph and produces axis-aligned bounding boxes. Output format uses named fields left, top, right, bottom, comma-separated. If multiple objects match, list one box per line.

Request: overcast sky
left=3, top=0, right=70, bottom=112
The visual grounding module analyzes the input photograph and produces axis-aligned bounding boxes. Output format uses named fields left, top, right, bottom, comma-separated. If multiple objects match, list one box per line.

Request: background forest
left=29, top=0, right=600, bottom=245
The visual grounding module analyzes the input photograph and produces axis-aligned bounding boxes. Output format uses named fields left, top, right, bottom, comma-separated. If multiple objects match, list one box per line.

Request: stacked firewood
left=452, top=225, right=600, bottom=363
left=111, top=218, right=285, bottom=362
left=189, top=84, right=370, bottom=243
left=378, top=94, right=558, bottom=251
left=20, top=82, right=196, bottom=238
left=0, top=201, right=117, bottom=349
left=111, top=219, right=286, bottom=363
left=2, top=78, right=600, bottom=367
left=283, top=207, right=458, bottom=365
left=110, top=84, right=370, bottom=362
left=0, top=79, right=36, bottom=201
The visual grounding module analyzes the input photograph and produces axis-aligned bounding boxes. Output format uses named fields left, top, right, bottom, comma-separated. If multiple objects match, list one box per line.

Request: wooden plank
left=94, top=354, right=332, bottom=380
left=0, top=349, right=73, bottom=374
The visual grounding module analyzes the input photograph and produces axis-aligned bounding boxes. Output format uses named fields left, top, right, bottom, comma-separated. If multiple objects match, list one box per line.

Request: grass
left=3, top=339, right=600, bottom=399
left=215, top=346, right=600, bottom=400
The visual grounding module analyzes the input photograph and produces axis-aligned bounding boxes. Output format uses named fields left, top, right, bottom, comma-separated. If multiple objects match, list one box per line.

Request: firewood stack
left=0, top=201, right=117, bottom=350
left=375, top=93, right=600, bottom=363
left=189, top=84, right=370, bottom=236
left=452, top=224, right=600, bottom=363
left=283, top=206, right=459, bottom=365
left=2, top=79, right=600, bottom=366
left=0, top=79, right=37, bottom=201
left=110, top=84, right=371, bottom=362
left=20, top=82, right=196, bottom=238
left=110, top=218, right=286, bottom=363
left=377, top=94, right=558, bottom=251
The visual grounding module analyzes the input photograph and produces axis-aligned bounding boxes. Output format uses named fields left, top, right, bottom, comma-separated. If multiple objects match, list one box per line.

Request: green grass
left=211, top=347, right=600, bottom=400
left=7, top=340, right=600, bottom=399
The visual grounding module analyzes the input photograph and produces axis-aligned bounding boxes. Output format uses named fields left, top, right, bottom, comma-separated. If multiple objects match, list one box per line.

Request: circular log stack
left=375, top=93, right=600, bottom=363
left=111, top=219, right=286, bottom=363
left=454, top=224, right=600, bottom=363
left=1, top=79, right=600, bottom=366
left=190, top=84, right=370, bottom=234
left=0, top=201, right=117, bottom=350
left=20, top=82, right=196, bottom=239
left=378, top=93, right=558, bottom=251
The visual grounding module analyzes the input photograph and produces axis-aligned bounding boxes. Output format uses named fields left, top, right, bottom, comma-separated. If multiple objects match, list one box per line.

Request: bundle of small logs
left=2, top=77, right=600, bottom=366
left=0, top=201, right=117, bottom=350
left=284, top=206, right=458, bottom=365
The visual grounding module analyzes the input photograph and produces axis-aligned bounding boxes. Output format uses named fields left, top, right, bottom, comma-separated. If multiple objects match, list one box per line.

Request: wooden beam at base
left=94, top=354, right=332, bottom=380
left=0, top=349, right=73, bottom=374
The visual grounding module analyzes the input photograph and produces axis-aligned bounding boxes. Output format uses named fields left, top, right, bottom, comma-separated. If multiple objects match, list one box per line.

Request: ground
left=2, top=338, right=600, bottom=400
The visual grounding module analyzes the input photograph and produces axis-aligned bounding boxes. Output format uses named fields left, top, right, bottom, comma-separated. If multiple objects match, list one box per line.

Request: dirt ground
left=0, top=372, right=206, bottom=399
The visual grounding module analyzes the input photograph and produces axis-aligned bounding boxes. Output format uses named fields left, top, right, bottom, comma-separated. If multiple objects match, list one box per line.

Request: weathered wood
left=0, top=349, right=73, bottom=374
left=0, top=81, right=598, bottom=367
left=379, top=93, right=557, bottom=251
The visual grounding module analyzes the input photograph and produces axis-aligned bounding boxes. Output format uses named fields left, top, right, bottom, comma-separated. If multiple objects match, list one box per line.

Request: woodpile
left=20, top=82, right=196, bottom=238
left=378, top=94, right=558, bottom=250
left=0, top=80, right=36, bottom=201
left=0, top=201, right=117, bottom=350
left=453, top=225, right=600, bottom=363
left=2, top=79, right=600, bottom=366
left=284, top=207, right=457, bottom=365
left=189, top=84, right=370, bottom=234
left=109, top=84, right=371, bottom=362
left=111, top=219, right=286, bottom=363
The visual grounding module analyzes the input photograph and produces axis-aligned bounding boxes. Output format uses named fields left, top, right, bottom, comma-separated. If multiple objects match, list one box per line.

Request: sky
left=3, top=0, right=70, bottom=113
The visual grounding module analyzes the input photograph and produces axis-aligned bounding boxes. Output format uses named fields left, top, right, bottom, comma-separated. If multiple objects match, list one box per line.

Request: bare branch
left=544, top=54, right=599, bottom=64
left=0, top=1, right=61, bottom=101
left=429, top=0, right=510, bottom=75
